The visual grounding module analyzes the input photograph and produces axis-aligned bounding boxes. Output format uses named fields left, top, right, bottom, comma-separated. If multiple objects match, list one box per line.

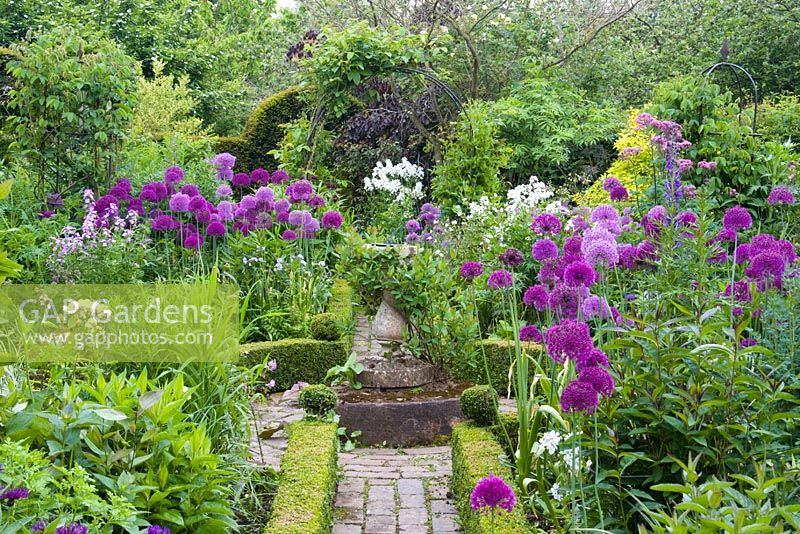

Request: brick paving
left=332, top=446, right=461, bottom=534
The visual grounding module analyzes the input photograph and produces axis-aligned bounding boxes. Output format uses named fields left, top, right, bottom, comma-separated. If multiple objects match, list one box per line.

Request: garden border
left=262, top=420, right=339, bottom=534
left=451, top=422, right=530, bottom=533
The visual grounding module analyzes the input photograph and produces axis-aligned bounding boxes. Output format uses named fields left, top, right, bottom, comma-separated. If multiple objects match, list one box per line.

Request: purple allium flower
left=286, top=179, right=314, bottom=203
left=547, top=284, right=582, bottom=320
left=537, top=257, right=566, bottom=285
left=212, top=153, right=236, bottom=170
left=560, top=380, right=599, bottom=414
left=420, top=203, right=441, bottom=224
left=707, top=250, right=728, bottom=264
left=255, top=186, right=275, bottom=203
left=531, top=213, right=562, bottom=235
left=168, top=193, right=191, bottom=212
left=56, top=525, right=88, bottom=534
left=581, top=295, right=611, bottom=320
left=322, top=210, right=343, bottom=229
left=180, top=184, right=200, bottom=197
left=147, top=526, right=171, bottom=534
left=460, top=261, right=483, bottom=281
left=609, top=186, right=629, bottom=202
left=38, top=210, right=54, bottom=219
left=487, top=269, right=513, bottom=289
left=470, top=474, right=516, bottom=513
left=713, top=228, right=738, bottom=243
left=251, top=168, right=271, bottom=184
left=188, top=195, right=209, bottom=212
left=306, top=195, right=324, bottom=208
left=405, top=232, right=419, bottom=243
left=164, top=166, right=184, bottom=184
left=563, top=260, right=597, bottom=288
left=519, top=324, right=543, bottom=342
left=576, top=348, right=609, bottom=371
left=31, top=521, right=47, bottom=532
left=697, top=160, right=717, bottom=170
left=281, top=230, right=297, bottom=241
left=271, top=169, right=290, bottom=184
left=274, top=199, right=291, bottom=213
left=151, top=214, right=179, bottom=232
left=405, top=219, right=422, bottom=233
left=767, top=185, right=795, bottom=205
left=183, top=233, right=203, bottom=250
left=603, top=177, right=622, bottom=192
left=564, top=236, right=583, bottom=257
left=232, top=172, right=251, bottom=188
left=590, top=205, right=619, bottom=224
left=545, top=319, right=593, bottom=364
left=532, top=239, right=559, bottom=261
left=722, top=206, right=752, bottom=232
left=582, top=240, right=619, bottom=267
left=303, top=217, right=320, bottom=234
left=522, top=284, right=548, bottom=311
left=578, top=366, right=615, bottom=397
left=499, top=247, right=525, bottom=267
left=215, top=184, right=233, bottom=198
left=206, top=221, right=227, bottom=237
left=746, top=252, right=786, bottom=286
left=676, top=210, right=698, bottom=227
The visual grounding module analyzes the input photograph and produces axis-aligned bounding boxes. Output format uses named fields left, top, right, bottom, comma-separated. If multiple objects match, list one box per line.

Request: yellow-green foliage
left=449, top=339, right=540, bottom=396
left=574, top=109, right=652, bottom=207
left=130, top=59, right=208, bottom=140
left=263, top=420, right=339, bottom=534
left=451, top=423, right=532, bottom=533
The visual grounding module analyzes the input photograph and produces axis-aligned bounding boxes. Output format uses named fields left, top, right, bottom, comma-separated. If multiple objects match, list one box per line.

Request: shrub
left=215, top=86, right=308, bottom=172
left=310, top=313, right=340, bottom=341
left=298, top=384, right=338, bottom=418
left=451, top=423, right=529, bottom=533
left=263, top=420, right=338, bottom=534
left=241, top=338, right=350, bottom=390
left=460, top=385, right=499, bottom=426
left=327, top=279, right=354, bottom=324
left=5, top=25, right=138, bottom=197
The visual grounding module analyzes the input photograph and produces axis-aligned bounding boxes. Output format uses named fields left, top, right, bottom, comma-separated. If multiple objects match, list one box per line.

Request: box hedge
left=451, top=423, right=532, bottom=533
left=240, top=279, right=354, bottom=390
left=216, top=86, right=309, bottom=172
left=263, top=420, right=339, bottom=534
left=450, top=340, right=541, bottom=396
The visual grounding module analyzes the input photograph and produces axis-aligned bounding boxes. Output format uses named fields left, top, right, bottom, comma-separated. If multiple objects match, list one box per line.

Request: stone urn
left=365, top=243, right=417, bottom=345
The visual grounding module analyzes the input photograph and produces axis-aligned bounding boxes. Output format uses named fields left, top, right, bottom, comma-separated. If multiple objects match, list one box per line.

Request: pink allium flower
left=321, top=210, right=343, bottom=229
left=522, top=284, right=548, bottom=311
left=487, top=269, right=513, bottom=289
left=722, top=206, right=752, bottom=232
left=767, top=185, right=795, bottom=205
left=519, top=324, right=543, bottom=342
left=532, top=239, right=559, bottom=261
left=470, top=474, right=516, bottom=513
left=531, top=213, right=562, bottom=235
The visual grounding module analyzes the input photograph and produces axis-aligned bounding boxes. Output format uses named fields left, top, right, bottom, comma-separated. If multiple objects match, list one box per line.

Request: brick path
left=332, top=446, right=461, bottom=534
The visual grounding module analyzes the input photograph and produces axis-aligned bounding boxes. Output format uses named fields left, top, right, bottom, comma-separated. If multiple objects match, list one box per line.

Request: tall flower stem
left=505, top=288, right=532, bottom=496
left=593, top=411, right=604, bottom=526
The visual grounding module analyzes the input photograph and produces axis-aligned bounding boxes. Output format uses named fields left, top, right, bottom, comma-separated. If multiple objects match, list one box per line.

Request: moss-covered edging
left=450, top=340, right=540, bottom=396
left=451, top=422, right=531, bottom=533
left=240, top=280, right=354, bottom=390
left=263, top=420, right=339, bottom=534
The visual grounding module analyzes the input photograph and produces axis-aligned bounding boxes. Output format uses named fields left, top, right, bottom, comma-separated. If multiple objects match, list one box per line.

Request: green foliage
left=433, top=101, right=511, bottom=216
left=491, top=75, right=621, bottom=182
left=0, top=179, right=22, bottom=282
left=5, top=25, right=138, bottom=196
left=641, top=455, right=800, bottom=533
left=298, top=384, right=338, bottom=418
left=0, top=439, right=143, bottom=532
left=325, top=352, right=364, bottom=390
left=760, top=94, right=800, bottom=145
left=327, top=279, right=354, bottom=325
left=269, top=116, right=333, bottom=180
left=216, top=86, right=309, bottom=173
left=310, top=312, right=341, bottom=341
left=450, top=340, right=541, bottom=397
left=263, top=420, right=339, bottom=534
left=460, top=385, right=499, bottom=426
left=303, top=23, right=428, bottom=117
left=240, top=338, right=350, bottom=391
left=451, top=423, right=532, bottom=533
left=3, top=370, right=237, bottom=532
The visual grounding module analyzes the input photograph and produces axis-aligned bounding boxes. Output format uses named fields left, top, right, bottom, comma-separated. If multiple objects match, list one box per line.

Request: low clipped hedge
left=451, top=423, right=531, bottom=533
left=216, top=86, right=309, bottom=172
left=450, top=340, right=540, bottom=395
left=263, top=420, right=339, bottom=534
left=240, top=279, right=354, bottom=390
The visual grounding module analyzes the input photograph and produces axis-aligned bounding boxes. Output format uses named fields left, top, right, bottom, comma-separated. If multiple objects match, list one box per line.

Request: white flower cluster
left=506, top=175, right=554, bottom=215
left=364, top=158, right=425, bottom=203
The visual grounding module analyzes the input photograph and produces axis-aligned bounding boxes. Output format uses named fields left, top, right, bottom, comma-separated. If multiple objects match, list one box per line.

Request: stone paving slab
left=332, top=446, right=461, bottom=534
left=248, top=392, right=304, bottom=469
